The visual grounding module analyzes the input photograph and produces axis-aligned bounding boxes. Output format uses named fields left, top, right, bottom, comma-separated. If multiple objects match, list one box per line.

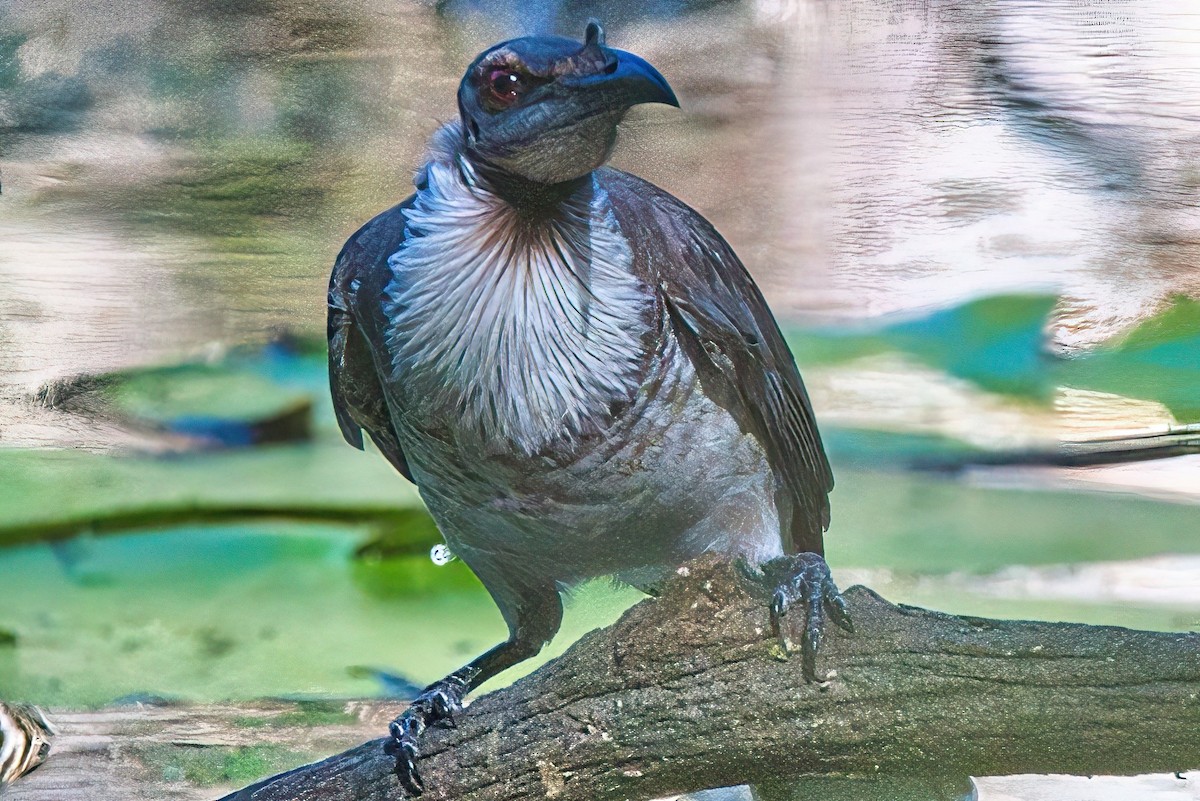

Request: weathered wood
left=209, top=557, right=1199, bottom=801
left=2, top=699, right=396, bottom=801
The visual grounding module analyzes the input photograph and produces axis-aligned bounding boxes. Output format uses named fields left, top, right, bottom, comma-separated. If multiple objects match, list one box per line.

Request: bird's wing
left=601, top=169, right=833, bottom=555
left=327, top=197, right=415, bottom=482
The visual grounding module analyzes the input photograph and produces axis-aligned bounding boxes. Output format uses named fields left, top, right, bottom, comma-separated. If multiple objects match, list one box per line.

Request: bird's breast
left=382, top=162, right=655, bottom=455
left=408, top=338, right=784, bottom=587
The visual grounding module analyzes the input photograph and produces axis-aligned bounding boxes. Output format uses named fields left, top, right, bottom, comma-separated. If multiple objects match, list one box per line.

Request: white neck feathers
left=384, top=126, right=650, bottom=453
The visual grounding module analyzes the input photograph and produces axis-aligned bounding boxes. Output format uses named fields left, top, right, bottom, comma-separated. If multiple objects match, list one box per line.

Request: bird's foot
left=762, top=552, right=853, bottom=682
left=384, top=672, right=472, bottom=796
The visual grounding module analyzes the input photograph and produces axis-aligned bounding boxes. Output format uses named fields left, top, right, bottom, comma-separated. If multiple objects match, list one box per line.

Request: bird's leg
left=386, top=582, right=562, bottom=796
left=761, top=552, right=853, bottom=682
left=384, top=663, right=478, bottom=795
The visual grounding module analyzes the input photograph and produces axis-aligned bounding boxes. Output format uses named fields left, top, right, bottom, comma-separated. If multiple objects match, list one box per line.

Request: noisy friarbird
left=328, top=22, right=851, bottom=794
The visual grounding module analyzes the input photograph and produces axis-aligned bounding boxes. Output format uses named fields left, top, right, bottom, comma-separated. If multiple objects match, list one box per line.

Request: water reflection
left=770, top=0, right=1200, bottom=345
left=1, top=0, right=1199, bottom=430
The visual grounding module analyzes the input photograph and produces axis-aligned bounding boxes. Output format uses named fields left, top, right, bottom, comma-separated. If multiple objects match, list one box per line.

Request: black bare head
left=457, top=22, right=678, bottom=188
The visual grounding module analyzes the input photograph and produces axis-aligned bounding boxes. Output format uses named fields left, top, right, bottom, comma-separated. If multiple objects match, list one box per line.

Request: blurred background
left=0, top=0, right=1198, bottom=790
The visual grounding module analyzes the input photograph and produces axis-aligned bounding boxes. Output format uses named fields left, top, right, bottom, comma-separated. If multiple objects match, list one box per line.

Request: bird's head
left=457, top=22, right=678, bottom=187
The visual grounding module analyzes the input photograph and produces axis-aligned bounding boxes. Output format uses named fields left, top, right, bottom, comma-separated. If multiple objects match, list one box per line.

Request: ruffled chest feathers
left=384, top=159, right=652, bottom=453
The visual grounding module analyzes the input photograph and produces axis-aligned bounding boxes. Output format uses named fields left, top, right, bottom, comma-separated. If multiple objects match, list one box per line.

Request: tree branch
left=217, top=556, right=1200, bottom=801
left=910, top=423, right=1200, bottom=471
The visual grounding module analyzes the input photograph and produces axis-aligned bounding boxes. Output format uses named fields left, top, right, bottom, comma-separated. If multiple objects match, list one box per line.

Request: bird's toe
left=766, top=552, right=852, bottom=682
left=385, top=676, right=470, bottom=796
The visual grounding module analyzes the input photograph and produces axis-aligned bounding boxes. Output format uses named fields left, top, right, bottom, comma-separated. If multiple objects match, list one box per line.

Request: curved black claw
left=764, top=552, right=853, bottom=682
left=384, top=674, right=470, bottom=796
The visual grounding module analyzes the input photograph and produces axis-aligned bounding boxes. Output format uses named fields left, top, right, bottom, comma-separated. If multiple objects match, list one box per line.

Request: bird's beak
left=556, top=48, right=679, bottom=117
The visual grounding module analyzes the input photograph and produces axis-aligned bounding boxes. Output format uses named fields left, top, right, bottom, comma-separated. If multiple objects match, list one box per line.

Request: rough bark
left=205, top=556, right=1199, bottom=801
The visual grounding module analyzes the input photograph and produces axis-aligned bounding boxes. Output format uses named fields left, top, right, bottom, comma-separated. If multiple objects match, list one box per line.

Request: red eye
left=486, top=68, right=526, bottom=106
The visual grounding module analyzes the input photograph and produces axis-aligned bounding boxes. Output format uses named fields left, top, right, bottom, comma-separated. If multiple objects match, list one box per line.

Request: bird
left=327, top=21, right=852, bottom=795
left=0, top=702, right=53, bottom=789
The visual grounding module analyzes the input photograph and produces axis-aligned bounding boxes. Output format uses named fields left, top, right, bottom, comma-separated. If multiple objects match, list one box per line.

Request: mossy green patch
left=0, top=525, right=506, bottom=706
left=232, top=716, right=271, bottom=729
left=351, top=553, right=486, bottom=599
left=130, top=138, right=325, bottom=237
left=139, top=743, right=308, bottom=786
left=0, top=438, right=422, bottom=548
left=233, top=701, right=356, bottom=729
left=352, top=508, right=444, bottom=560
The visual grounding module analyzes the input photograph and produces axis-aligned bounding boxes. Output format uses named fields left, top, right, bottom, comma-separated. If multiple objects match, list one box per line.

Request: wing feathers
left=601, top=168, right=832, bottom=555
left=327, top=199, right=415, bottom=482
